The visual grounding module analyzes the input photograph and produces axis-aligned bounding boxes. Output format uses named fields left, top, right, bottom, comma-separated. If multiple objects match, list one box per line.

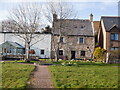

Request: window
left=81, top=25, right=85, bottom=30
left=60, top=37, right=64, bottom=43
left=111, top=47, right=118, bottom=50
left=7, top=49, right=9, bottom=53
left=111, top=33, right=118, bottom=40
left=79, top=37, right=84, bottom=44
left=4, top=48, right=6, bottom=53
left=59, top=50, right=63, bottom=55
left=41, top=49, right=44, bottom=55
left=9, top=48, right=12, bottom=53
left=81, top=51, right=85, bottom=56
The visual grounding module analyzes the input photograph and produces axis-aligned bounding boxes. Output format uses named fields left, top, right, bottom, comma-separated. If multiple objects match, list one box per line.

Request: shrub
left=110, top=50, right=120, bottom=59
left=109, top=50, right=120, bottom=63
left=94, top=47, right=107, bottom=62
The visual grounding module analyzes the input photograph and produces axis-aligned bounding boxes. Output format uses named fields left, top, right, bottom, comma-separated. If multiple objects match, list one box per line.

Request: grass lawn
left=4, top=60, right=40, bottom=64
left=2, top=62, right=34, bottom=89
left=49, top=62, right=119, bottom=88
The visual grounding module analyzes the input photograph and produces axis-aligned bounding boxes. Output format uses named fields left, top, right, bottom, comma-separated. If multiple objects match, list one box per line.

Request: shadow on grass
left=53, top=61, right=119, bottom=67
left=7, top=59, right=118, bottom=67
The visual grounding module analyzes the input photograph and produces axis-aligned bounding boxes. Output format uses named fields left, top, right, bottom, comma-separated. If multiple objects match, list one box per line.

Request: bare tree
left=3, top=3, right=43, bottom=61
left=44, top=1, right=77, bottom=61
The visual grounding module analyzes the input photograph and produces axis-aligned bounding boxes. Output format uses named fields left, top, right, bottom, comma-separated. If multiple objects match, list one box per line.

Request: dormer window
left=81, top=25, right=85, bottom=30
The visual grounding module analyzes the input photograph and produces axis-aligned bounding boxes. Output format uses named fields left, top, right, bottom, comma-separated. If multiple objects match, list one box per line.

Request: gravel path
left=30, top=65, right=54, bottom=88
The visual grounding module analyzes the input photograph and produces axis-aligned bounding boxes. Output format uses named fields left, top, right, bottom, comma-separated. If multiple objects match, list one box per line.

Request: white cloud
left=0, top=0, right=119, bottom=3
left=0, top=10, right=9, bottom=21
left=0, top=0, right=118, bottom=21
left=0, top=0, right=43, bottom=3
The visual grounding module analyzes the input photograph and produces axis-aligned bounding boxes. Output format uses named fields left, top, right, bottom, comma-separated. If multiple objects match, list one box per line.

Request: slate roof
left=53, top=19, right=94, bottom=36
left=101, top=16, right=120, bottom=31
left=8, top=41, right=24, bottom=48
left=0, top=41, right=24, bottom=48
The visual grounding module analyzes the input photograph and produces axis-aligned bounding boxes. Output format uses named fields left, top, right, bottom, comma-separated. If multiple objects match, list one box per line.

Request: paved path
left=30, top=65, right=54, bottom=88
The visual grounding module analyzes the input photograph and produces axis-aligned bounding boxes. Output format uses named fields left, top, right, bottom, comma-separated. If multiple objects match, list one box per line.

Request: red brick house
left=98, top=16, right=120, bottom=62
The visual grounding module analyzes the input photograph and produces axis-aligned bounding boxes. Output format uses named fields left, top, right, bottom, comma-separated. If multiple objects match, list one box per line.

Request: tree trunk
left=106, top=52, right=110, bottom=63
left=55, top=50, right=59, bottom=62
left=25, top=42, right=30, bottom=62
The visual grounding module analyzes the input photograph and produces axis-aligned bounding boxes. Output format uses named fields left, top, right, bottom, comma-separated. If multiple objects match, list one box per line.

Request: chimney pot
left=90, top=13, right=93, bottom=22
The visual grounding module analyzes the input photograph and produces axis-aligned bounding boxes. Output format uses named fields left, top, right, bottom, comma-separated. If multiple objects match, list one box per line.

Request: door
left=71, top=51, right=76, bottom=59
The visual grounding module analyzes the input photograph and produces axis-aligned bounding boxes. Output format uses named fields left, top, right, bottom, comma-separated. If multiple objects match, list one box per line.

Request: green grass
left=2, top=62, right=35, bottom=89
left=4, top=60, right=40, bottom=64
left=0, top=62, right=2, bottom=88
left=49, top=63, right=118, bottom=88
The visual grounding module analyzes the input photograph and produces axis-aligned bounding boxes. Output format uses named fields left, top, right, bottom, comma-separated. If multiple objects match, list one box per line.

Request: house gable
left=109, top=25, right=120, bottom=32
left=0, top=41, right=24, bottom=49
left=101, top=16, right=120, bottom=32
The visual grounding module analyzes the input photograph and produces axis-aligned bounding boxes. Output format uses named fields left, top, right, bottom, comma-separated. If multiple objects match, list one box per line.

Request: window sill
left=111, top=40, right=119, bottom=42
left=79, top=43, right=85, bottom=45
left=59, top=42, right=66, bottom=44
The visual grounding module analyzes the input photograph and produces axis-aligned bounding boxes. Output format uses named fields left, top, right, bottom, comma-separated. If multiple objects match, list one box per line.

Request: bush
left=110, top=50, right=120, bottom=59
left=94, top=47, right=107, bottom=62
left=109, top=50, right=120, bottom=63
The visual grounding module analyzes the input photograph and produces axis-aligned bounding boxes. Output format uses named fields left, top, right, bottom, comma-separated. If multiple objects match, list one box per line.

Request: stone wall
left=51, top=35, right=95, bottom=60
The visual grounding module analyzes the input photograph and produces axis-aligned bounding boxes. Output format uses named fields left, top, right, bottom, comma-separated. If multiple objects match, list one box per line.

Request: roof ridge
left=58, top=19, right=90, bottom=21
left=101, top=16, right=120, bottom=18
left=109, top=24, right=118, bottom=30
left=5, top=41, right=24, bottom=48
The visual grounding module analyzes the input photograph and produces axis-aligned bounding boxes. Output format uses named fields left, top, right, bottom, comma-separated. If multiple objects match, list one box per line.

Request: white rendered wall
left=0, top=33, right=51, bottom=58
left=0, top=33, right=4, bottom=45
left=30, top=34, right=51, bottom=58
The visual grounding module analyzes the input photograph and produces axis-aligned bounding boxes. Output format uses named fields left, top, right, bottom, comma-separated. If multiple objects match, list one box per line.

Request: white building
left=0, top=32, right=51, bottom=59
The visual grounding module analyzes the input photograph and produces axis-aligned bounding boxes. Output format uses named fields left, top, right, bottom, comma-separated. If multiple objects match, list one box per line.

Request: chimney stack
left=53, top=13, right=57, bottom=22
left=90, top=13, right=93, bottom=22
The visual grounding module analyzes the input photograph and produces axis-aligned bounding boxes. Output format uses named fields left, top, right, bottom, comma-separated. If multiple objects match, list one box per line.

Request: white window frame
left=111, top=33, right=119, bottom=41
left=111, top=47, right=118, bottom=50
left=78, top=37, right=85, bottom=44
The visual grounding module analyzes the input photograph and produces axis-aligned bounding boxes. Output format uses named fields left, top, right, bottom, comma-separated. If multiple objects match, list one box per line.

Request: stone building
left=51, top=14, right=95, bottom=60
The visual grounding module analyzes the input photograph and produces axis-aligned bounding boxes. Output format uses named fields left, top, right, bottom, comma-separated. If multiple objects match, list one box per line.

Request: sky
left=0, top=0, right=119, bottom=22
